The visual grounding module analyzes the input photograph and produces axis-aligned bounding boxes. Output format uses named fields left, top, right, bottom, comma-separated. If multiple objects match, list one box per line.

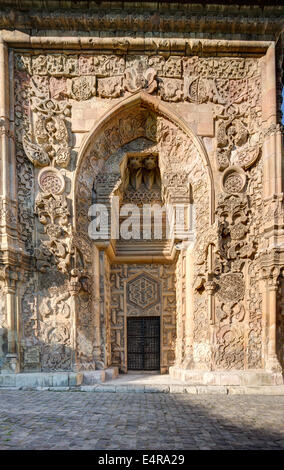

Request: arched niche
left=74, top=91, right=214, bottom=264
left=72, top=92, right=215, bottom=371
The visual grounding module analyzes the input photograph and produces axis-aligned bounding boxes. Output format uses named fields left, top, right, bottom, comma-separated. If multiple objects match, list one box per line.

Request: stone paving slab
left=0, top=390, right=283, bottom=450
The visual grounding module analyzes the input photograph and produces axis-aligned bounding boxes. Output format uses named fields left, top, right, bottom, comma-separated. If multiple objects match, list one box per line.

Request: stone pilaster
left=267, top=272, right=282, bottom=372
left=0, top=266, right=20, bottom=372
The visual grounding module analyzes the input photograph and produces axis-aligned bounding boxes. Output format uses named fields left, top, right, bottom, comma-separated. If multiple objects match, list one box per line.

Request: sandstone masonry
left=0, top=1, right=283, bottom=386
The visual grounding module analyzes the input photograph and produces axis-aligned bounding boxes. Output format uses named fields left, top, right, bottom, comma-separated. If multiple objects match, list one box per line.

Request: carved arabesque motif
left=39, top=278, right=72, bottom=372
left=23, top=98, right=71, bottom=168
left=211, top=160, right=263, bottom=369
left=14, top=68, right=35, bottom=255
left=20, top=268, right=75, bottom=372
left=35, top=193, right=73, bottom=274
left=175, top=250, right=187, bottom=367
left=245, top=160, right=264, bottom=369
left=22, top=274, right=38, bottom=347
left=16, top=53, right=260, bottom=107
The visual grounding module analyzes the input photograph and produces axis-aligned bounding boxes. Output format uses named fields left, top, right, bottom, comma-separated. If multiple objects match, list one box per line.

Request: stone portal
left=0, top=7, right=283, bottom=386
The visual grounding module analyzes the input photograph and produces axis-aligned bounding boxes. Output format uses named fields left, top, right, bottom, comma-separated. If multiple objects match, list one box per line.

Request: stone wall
left=0, top=26, right=283, bottom=377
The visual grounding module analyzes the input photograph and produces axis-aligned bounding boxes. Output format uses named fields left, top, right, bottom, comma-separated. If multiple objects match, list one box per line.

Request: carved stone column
left=94, top=246, right=105, bottom=368
left=0, top=267, right=20, bottom=372
left=266, top=271, right=282, bottom=372
left=67, top=273, right=81, bottom=372
left=174, top=246, right=186, bottom=366
left=6, top=280, right=16, bottom=355
left=205, top=279, right=215, bottom=326
left=260, top=44, right=284, bottom=375
left=98, top=250, right=111, bottom=369
left=0, top=38, right=9, bottom=198
left=0, top=40, right=24, bottom=373
left=0, top=42, right=20, bottom=254
left=262, top=44, right=284, bottom=249
left=184, top=242, right=195, bottom=363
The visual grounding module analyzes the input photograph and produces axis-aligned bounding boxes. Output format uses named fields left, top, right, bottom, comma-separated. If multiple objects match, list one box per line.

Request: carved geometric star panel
left=126, top=273, right=160, bottom=310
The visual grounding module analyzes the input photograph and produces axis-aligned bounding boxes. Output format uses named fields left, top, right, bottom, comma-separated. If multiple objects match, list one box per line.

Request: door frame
left=126, top=316, right=161, bottom=372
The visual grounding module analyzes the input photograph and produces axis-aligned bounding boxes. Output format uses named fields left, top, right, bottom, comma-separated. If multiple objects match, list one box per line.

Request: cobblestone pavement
left=0, top=391, right=284, bottom=450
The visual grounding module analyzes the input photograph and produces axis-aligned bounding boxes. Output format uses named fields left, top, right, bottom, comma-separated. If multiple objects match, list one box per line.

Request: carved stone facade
left=0, top=3, right=284, bottom=383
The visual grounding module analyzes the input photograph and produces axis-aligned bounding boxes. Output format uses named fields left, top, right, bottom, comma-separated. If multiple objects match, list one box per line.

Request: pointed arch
left=74, top=91, right=215, bottom=229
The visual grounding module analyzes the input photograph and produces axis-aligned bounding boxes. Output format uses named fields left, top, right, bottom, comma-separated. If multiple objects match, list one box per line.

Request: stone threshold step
left=1, top=385, right=284, bottom=395
left=74, top=385, right=284, bottom=394
left=0, top=367, right=119, bottom=388
left=169, top=367, right=284, bottom=386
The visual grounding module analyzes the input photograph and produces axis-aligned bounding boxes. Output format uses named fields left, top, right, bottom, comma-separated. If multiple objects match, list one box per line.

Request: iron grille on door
left=127, top=317, right=160, bottom=370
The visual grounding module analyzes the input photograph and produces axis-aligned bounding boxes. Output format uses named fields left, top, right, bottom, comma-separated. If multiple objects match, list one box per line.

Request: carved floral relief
left=12, top=49, right=269, bottom=374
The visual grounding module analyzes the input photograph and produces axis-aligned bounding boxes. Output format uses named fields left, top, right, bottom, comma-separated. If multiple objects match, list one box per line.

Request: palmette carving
left=98, top=76, right=123, bottom=98
left=30, top=54, right=79, bottom=77
left=183, top=57, right=259, bottom=80
left=233, top=145, right=260, bottom=170
left=0, top=279, right=7, bottom=358
left=14, top=67, right=36, bottom=255
left=31, top=97, right=71, bottom=117
left=22, top=275, right=38, bottom=347
left=210, top=165, right=263, bottom=369
left=124, top=62, right=157, bottom=94
left=49, top=77, right=67, bottom=99
left=22, top=133, right=50, bottom=167
left=79, top=55, right=125, bottom=76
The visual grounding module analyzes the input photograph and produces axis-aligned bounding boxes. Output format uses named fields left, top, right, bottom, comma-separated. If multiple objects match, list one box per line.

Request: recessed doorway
left=127, top=317, right=160, bottom=371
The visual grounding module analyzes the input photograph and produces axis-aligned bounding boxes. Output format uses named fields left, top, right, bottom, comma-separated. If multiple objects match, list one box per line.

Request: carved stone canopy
left=75, top=92, right=214, bottom=227
left=73, top=93, right=212, bottom=264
